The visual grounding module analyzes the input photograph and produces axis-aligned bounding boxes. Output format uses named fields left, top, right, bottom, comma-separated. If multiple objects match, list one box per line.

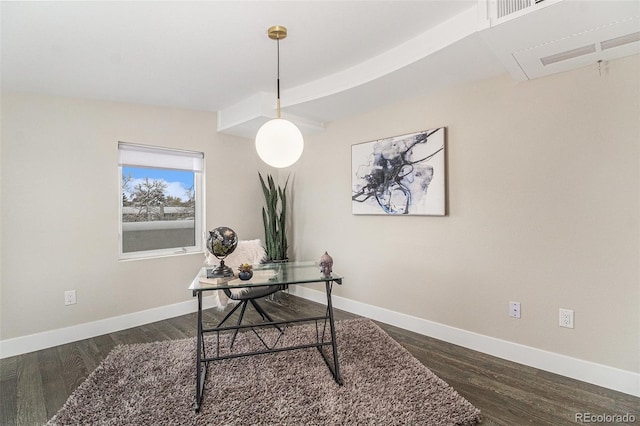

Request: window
left=118, top=142, right=204, bottom=259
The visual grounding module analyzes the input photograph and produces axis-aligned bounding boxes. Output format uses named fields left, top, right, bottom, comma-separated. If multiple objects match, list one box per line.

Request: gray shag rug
left=48, top=318, right=481, bottom=425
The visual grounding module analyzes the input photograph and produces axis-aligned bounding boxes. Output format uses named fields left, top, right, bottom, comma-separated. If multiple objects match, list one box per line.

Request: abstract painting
left=351, top=127, right=446, bottom=215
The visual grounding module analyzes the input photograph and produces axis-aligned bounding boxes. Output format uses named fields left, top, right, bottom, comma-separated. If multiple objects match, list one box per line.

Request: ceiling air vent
left=539, top=30, right=640, bottom=66
left=601, top=31, right=640, bottom=50
left=540, top=44, right=597, bottom=66
left=496, top=0, right=544, bottom=19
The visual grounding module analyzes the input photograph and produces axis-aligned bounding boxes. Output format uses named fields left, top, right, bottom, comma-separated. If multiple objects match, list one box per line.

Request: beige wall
left=0, top=94, right=265, bottom=339
left=289, top=55, right=640, bottom=373
left=1, top=56, right=638, bottom=376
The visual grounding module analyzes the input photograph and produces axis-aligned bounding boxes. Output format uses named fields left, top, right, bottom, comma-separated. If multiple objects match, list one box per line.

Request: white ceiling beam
left=217, top=5, right=479, bottom=139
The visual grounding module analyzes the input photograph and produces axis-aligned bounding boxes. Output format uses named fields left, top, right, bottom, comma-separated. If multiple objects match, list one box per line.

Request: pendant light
left=255, top=25, right=304, bottom=168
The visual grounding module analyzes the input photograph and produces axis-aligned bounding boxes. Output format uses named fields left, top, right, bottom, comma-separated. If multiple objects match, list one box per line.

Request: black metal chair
left=208, top=239, right=284, bottom=348
left=216, top=284, right=284, bottom=348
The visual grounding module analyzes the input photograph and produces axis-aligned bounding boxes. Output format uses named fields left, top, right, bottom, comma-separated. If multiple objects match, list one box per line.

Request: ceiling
left=2, top=1, right=638, bottom=138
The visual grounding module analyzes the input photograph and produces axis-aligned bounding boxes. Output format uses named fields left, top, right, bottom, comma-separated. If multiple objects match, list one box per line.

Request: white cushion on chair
left=204, top=239, right=267, bottom=308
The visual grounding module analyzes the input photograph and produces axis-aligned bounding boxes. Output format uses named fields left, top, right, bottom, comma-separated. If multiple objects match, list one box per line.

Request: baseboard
left=2, top=288, right=638, bottom=398
left=289, top=286, right=640, bottom=398
left=0, top=295, right=220, bottom=359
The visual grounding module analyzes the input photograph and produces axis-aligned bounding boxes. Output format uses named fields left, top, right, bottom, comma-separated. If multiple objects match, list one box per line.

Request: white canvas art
left=351, top=127, right=446, bottom=215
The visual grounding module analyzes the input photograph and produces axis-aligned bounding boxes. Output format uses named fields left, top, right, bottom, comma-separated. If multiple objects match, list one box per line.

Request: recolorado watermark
left=575, top=412, right=637, bottom=423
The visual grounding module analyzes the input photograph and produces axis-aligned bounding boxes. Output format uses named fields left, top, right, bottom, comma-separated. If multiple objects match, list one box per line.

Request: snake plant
left=259, top=173, right=289, bottom=261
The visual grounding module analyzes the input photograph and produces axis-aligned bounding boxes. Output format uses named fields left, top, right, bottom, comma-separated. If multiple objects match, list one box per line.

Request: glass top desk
left=188, top=261, right=343, bottom=412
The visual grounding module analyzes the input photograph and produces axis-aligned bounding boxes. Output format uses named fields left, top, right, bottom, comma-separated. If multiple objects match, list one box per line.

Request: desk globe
left=206, top=226, right=238, bottom=277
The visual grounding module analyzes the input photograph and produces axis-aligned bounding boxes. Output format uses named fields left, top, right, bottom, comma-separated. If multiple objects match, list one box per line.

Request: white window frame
left=118, top=142, right=205, bottom=260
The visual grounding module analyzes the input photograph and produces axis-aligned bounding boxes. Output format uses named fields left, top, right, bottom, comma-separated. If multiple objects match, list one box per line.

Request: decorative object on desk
left=319, top=251, right=333, bottom=277
left=46, top=319, right=481, bottom=425
left=238, top=263, right=253, bottom=281
left=199, top=275, right=235, bottom=286
left=259, top=172, right=290, bottom=262
left=205, top=226, right=238, bottom=277
left=352, top=127, right=446, bottom=216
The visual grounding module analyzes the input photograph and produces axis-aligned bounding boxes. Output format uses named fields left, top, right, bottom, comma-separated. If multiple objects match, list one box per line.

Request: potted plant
left=258, top=172, right=289, bottom=262
left=238, top=263, right=253, bottom=280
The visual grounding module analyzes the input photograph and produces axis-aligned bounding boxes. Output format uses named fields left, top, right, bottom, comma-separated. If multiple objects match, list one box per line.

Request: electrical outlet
left=64, top=290, right=77, bottom=306
left=559, top=308, right=574, bottom=328
left=509, top=301, right=521, bottom=319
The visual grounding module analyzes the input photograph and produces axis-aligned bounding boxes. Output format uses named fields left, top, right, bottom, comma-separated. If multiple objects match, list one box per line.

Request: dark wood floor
left=1, top=293, right=638, bottom=425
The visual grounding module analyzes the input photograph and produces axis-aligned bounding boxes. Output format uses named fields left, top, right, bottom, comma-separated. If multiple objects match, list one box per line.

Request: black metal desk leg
left=195, top=291, right=205, bottom=412
left=326, top=280, right=343, bottom=385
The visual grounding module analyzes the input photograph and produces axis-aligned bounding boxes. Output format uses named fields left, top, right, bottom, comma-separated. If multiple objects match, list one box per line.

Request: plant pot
left=238, top=270, right=253, bottom=281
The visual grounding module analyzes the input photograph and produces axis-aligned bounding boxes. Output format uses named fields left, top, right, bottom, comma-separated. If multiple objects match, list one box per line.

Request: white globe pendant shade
left=255, top=118, right=304, bottom=168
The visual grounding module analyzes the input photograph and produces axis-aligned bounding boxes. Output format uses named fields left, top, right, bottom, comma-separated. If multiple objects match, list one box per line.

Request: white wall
left=289, top=55, right=640, bottom=374
left=0, top=94, right=265, bottom=340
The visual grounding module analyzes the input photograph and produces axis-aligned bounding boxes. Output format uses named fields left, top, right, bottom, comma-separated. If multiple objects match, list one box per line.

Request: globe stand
left=206, top=226, right=239, bottom=278
left=207, top=259, right=234, bottom=278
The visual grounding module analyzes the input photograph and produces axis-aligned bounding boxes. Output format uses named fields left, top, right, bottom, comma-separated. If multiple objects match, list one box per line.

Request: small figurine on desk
left=319, top=251, right=333, bottom=277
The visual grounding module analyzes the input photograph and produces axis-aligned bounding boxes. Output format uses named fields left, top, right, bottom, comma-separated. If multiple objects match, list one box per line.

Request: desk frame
left=192, top=276, right=343, bottom=413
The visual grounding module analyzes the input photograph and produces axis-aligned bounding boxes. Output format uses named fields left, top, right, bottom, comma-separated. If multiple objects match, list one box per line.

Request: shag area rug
left=48, top=319, right=481, bottom=425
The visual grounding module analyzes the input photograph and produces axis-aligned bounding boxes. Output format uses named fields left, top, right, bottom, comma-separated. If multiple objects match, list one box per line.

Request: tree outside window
left=118, top=143, right=203, bottom=258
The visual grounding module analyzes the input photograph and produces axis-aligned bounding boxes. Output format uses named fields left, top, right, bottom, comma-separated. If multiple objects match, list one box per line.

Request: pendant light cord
left=276, top=37, right=281, bottom=119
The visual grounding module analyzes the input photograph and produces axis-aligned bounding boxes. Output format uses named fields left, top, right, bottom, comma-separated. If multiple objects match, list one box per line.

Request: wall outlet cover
left=509, top=301, right=521, bottom=319
left=559, top=308, right=574, bottom=328
left=64, top=290, right=77, bottom=306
